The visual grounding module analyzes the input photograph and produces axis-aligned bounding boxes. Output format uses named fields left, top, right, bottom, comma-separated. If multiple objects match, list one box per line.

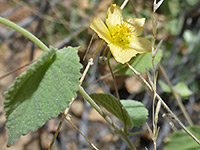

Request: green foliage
left=165, top=19, right=180, bottom=35
left=168, top=0, right=181, bottom=17
left=90, top=93, right=133, bottom=128
left=90, top=94, right=148, bottom=128
left=4, top=46, right=82, bottom=146
left=158, top=80, right=193, bottom=97
left=164, top=126, right=200, bottom=150
left=121, top=100, right=148, bottom=127
left=183, top=30, right=198, bottom=45
left=115, top=50, right=162, bottom=75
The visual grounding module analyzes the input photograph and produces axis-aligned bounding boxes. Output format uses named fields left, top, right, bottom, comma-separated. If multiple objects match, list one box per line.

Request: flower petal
left=108, top=43, right=138, bottom=64
left=129, top=37, right=152, bottom=53
left=124, top=18, right=145, bottom=36
left=90, top=17, right=111, bottom=43
left=106, top=4, right=122, bottom=32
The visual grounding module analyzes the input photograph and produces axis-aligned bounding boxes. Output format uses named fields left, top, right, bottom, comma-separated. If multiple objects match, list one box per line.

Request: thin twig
left=107, top=52, right=120, bottom=100
left=48, top=113, right=66, bottom=150
left=0, top=60, right=35, bottom=80
left=65, top=115, right=99, bottom=150
left=107, top=51, right=128, bottom=134
left=80, top=58, right=94, bottom=83
left=158, top=63, right=193, bottom=125
left=92, top=40, right=104, bottom=59
left=121, top=0, right=129, bottom=9
left=151, top=6, right=158, bottom=149
left=83, top=34, right=95, bottom=60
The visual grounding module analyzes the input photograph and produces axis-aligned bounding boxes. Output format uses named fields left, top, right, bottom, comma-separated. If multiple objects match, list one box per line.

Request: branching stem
left=126, top=62, right=200, bottom=145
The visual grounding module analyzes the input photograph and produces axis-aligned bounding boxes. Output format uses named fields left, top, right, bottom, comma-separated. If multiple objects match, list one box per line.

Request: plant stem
left=0, top=60, right=35, bottom=80
left=48, top=114, right=66, bottom=150
left=126, top=62, right=200, bottom=145
left=65, top=115, right=99, bottom=150
left=107, top=51, right=128, bottom=133
left=78, top=85, right=137, bottom=150
left=107, top=52, right=120, bottom=100
left=121, top=0, right=129, bottom=9
left=92, top=40, right=104, bottom=59
left=0, top=16, right=48, bottom=52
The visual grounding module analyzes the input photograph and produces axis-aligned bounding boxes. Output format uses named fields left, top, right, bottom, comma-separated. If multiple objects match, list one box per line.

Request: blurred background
left=0, top=0, right=200, bottom=149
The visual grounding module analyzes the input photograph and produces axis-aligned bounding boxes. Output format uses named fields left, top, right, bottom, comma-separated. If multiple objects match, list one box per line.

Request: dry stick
left=158, top=63, right=194, bottom=126
left=152, top=63, right=158, bottom=150
left=152, top=11, right=158, bottom=150
left=83, top=34, right=95, bottom=60
left=92, top=40, right=104, bottom=59
left=121, top=0, right=129, bottom=9
left=65, top=115, right=99, bottom=150
left=126, top=62, right=200, bottom=145
left=130, top=0, right=139, bottom=17
left=0, top=60, right=35, bottom=80
left=48, top=112, right=66, bottom=150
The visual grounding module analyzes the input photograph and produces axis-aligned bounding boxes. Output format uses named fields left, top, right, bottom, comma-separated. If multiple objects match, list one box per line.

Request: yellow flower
left=90, top=4, right=152, bottom=64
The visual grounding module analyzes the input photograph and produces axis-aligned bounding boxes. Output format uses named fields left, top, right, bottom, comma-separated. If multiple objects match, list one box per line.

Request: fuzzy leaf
left=90, top=94, right=133, bottom=128
left=164, top=126, right=200, bottom=150
left=115, top=50, right=162, bottom=75
left=121, top=100, right=148, bottom=127
left=4, top=46, right=82, bottom=146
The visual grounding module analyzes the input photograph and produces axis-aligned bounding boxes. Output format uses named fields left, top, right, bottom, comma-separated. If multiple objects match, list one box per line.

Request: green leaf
left=4, top=46, right=82, bottom=146
left=121, top=100, right=148, bottom=127
left=90, top=94, right=148, bottom=128
left=158, top=80, right=193, bottom=97
left=183, top=30, right=198, bottom=44
left=114, top=50, right=162, bottom=75
left=173, top=82, right=193, bottom=97
left=165, top=19, right=180, bottom=35
left=90, top=94, right=133, bottom=128
left=158, top=80, right=171, bottom=93
left=164, top=126, right=200, bottom=150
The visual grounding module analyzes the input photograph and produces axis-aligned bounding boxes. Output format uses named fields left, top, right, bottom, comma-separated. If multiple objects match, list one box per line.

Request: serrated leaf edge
left=4, top=47, right=56, bottom=118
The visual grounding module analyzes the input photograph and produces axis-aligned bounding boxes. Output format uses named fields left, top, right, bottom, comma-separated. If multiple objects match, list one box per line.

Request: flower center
left=111, top=23, right=132, bottom=47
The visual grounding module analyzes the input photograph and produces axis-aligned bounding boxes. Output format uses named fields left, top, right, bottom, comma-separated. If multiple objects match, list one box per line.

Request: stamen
left=111, top=22, right=132, bottom=46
